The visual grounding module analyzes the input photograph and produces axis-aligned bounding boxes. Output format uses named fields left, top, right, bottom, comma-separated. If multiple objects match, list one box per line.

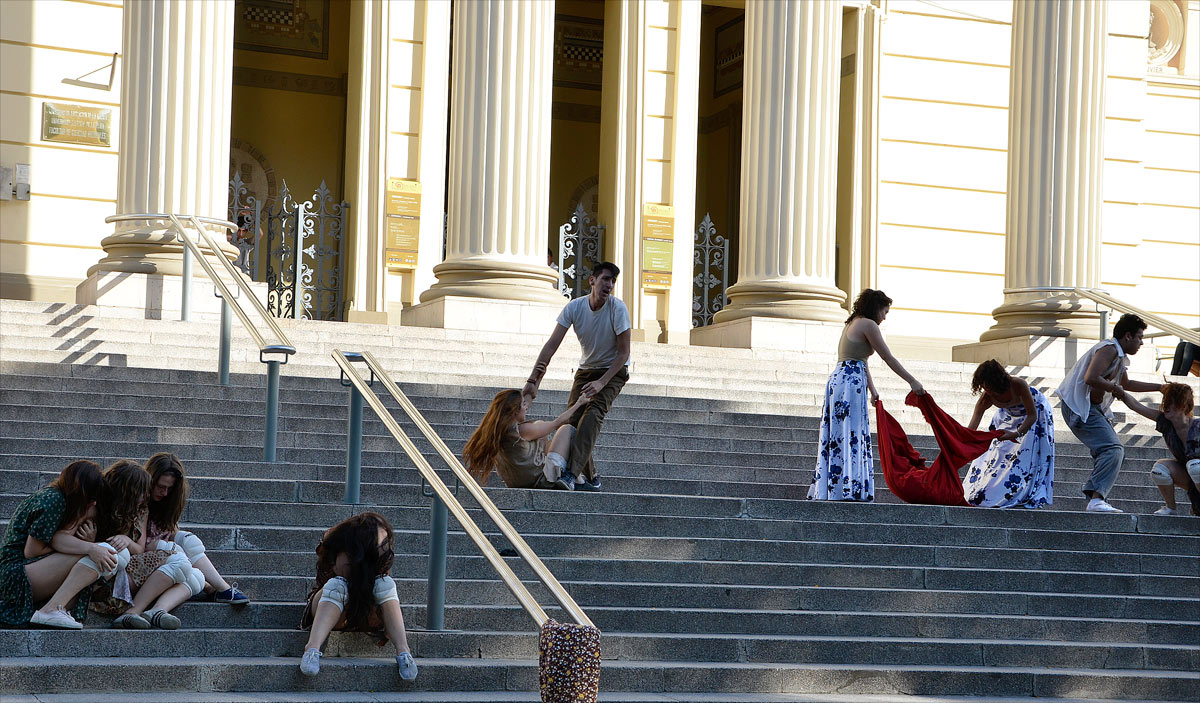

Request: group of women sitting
left=1, top=454, right=417, bottom=681
left=0, top=453, right=247, bottom=631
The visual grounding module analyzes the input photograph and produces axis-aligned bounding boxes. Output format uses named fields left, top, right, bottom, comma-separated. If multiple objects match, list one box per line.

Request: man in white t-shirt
left=524, top=262, right=631, bottom=491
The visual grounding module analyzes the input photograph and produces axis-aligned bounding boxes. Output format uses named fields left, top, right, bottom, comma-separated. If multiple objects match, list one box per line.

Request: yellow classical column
left=712, top=0, right=846, bottom=325
left=980, top=0, right=1107, bottom=341
left=417, top=0, right=562, bottom=308
left=84, top=0, right=235, bottom=280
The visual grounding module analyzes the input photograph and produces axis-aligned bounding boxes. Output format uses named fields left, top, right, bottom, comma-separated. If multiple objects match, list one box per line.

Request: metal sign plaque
left=385, top=178, right=421, bottom=270
left=41, top=103, right=112, bottom=147
left=641, top=203, right=674, bottom=290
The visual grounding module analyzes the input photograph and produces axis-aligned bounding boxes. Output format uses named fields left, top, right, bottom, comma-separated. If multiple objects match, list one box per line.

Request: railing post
left=181, top=237, right=192, bottom=322
left=264, top=357, right=282, bottom=461
left=1099, top=309, right=1109, bottom=339
left=218, top=298, right=232, bottom=386
left=426, top=494, right=449, bottom=631
left=345, top=385, right=364, bottom=504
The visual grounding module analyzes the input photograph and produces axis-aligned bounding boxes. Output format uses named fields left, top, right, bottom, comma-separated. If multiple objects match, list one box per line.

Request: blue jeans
left=1061, top=403, right=1124, bottom=500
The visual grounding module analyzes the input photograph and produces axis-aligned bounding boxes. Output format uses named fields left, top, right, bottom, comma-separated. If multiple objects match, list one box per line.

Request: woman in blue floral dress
left=809, top=289, right=925, bottom=502
left=962, top=360, right=1055, bottom=508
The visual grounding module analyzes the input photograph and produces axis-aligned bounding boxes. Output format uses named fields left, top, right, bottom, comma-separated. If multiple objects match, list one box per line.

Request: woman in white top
left=808, top=289, right=924, bottom=502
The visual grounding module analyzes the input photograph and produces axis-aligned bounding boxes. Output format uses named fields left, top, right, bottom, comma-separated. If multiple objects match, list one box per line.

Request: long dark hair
left=971, top=359, right=1012, bottom=395
left=462, top=389, right=523, bottom=486
left=98, top=459, right=150, bottom=543
left=48, top=460, right=103, bottom=531
left=317, top=512, right=395, bottom=630
left=846, top=289, right=893, bottom=324
left=146, top=452, right=187, bottom=534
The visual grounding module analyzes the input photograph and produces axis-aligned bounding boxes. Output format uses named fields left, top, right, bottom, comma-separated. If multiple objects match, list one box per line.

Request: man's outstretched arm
left=524, top=323, right=569, bottom=399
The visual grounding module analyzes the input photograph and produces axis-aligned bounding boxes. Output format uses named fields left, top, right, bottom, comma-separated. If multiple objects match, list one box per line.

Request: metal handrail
left=105, top=212, right=297, bottom=460
left=1074, top=287, right=1200, bottom=346
left=330, top=349, right=595, bottom=629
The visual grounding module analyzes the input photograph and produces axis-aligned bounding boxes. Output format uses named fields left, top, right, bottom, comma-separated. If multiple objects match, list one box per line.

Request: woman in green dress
left=0, top=460, right=110, bottom=629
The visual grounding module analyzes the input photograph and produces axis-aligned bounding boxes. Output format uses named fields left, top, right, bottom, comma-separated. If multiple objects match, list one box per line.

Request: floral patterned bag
left=89, top=550, right=173, bottom=615
left=538, top=619, right=601, bottom=703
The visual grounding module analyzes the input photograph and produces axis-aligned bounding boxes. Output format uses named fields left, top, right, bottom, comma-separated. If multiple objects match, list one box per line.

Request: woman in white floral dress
left=962, top=360, right=1055, bottom=508
left=809, top=289, right=925, bottom=502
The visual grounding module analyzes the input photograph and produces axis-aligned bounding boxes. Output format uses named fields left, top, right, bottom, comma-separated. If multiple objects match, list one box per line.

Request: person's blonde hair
left=462, top=390, right=523, bottom=485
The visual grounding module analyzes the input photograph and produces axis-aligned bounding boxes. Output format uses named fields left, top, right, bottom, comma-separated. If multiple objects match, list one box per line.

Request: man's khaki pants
left=565, top=366, right=629, bottom=482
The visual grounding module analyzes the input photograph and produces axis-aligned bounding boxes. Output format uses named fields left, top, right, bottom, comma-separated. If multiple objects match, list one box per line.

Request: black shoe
left=553, top=470, right=575, bottom=491
left=574, top=477, right=602, bottom=492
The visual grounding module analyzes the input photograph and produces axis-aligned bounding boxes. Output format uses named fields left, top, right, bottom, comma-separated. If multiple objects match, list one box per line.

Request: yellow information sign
left=640, top=203, right=674, bottom=290
left=41, top=103, right=112, bottom=147
left=385, top=179, right=421, bottom=270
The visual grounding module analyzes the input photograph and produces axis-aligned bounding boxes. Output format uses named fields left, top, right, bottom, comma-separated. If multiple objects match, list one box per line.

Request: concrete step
left=1, top=657, right=1196, bottom=699
left=4, top=628, right=1196, bottom=671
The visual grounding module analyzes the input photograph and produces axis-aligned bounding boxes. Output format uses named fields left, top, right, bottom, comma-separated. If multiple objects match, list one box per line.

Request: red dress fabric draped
left=875, top=391, right=1004, bottom=507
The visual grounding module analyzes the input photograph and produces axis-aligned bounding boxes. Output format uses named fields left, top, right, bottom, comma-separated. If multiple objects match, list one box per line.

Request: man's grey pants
left=1061, top=402, right=1125, bottom=500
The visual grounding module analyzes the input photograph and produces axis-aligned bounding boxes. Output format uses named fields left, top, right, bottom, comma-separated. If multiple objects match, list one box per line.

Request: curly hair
left=1162, top=382, right=1194, bottom=416
left=846, top=289, right=893, bottom=324
left=48, top=460, right=103, bottom=531
left=98, top=459, right=150, bottom=544
left=1112, top=313, right=1147, bottom=341
left=316, top=512, right=395, bottom=631
left=462, top=389, right=524, bottom=486
left=146, top=452, right=187, bottom=535
left=971, top=359, right=1012, bottom=396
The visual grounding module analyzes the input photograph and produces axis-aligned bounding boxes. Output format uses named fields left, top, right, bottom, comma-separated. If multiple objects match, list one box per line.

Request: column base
left=979, top=292, right=1104, bottom=342
left=953, top=335, right=1157, bottom=375
left=402, top=295, right=563, bottom=335
left=419, top=259, right=565, bottom=306
left=690, top=316, right=843, bottom=352
left=75, top=271, right=268, bottom=322
left=713, top=280, right=848, bottom=325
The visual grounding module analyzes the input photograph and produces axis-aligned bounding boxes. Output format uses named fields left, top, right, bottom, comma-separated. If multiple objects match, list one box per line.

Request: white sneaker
left=1154, top=506, right=1178, bottom=516
left=396, top=651, right=418, bottom=681
left=29, top=607, right=82, bottom=629
left=1086, top=497, right=1123, bottom=513
left=300, top=647, right=322, bottom=676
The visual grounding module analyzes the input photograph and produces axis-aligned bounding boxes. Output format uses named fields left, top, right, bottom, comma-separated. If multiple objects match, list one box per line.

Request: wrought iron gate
left=228, top=175, right=349, bottom=321
left=692, top=213, right=729, bottom=327
left=557, top=203, right=605, bottom=298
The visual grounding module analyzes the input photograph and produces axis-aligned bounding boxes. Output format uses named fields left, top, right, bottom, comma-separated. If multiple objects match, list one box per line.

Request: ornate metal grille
left=231, top=177, right=349, bottom=321
left=558, top=203, right=604, bottom=298
left=227, top=171, right=263, bottom=277
left=692, top=213, right=729, bottom=328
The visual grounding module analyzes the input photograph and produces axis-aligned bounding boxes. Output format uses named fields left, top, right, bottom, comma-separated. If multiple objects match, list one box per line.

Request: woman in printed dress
left=962, top=360, right=1055, bottom=508
left=144, top=453, right=248, bottom=604
left=809, top=289, right=925, bottom=502
left=1119, top=382, right=1200, bottom=516
left=299, top=512, right=417, bottom=681
left=94, top=460, right=206, bottom=629
left=0, top=460, right=107, bottom=629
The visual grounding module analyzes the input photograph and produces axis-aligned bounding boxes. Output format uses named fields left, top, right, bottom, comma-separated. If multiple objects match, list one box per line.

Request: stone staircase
left=1, top=299, right=1198, bottom=702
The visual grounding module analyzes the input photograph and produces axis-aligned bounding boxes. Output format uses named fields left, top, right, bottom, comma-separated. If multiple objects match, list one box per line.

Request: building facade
left=1, top=0, right=1197, bottom=362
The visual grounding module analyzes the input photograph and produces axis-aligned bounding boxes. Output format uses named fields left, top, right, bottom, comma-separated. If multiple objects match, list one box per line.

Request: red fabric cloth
left=875, top=391, right=1004, bottom=507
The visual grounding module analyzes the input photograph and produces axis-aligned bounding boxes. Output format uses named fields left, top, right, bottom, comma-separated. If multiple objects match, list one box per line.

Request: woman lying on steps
left=1119, top=382, right=1200, bottom=516
left=144, top=452, right=248, bottom=605
left=91, top=460, right=206, bottom=629
left=0, top=460, right=107, bottom=629
left=464, top=389, right=590, bottom=490
left=299, top=511, right=417, bottom=681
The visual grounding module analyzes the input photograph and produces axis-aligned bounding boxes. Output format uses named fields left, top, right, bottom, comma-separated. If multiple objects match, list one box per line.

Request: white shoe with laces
left=1154, top=506, right=1178, bottom=516
left=29, top=607, right=82, bottom=630
left=396, top=651, right=418, bottom=681
left=1086, top=497, right=1122, bottom=513
left=300, top=648, right=322, bottom=676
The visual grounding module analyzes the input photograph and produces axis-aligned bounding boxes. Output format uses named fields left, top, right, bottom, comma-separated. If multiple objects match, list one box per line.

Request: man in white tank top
left=1054, top=314, right=1166, bottom=513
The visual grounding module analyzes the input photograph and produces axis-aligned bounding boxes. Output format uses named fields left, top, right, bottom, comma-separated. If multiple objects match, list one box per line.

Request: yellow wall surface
left=694, top=6, right=743, bottom=275
left=230, top=0, right=352, bottom=202
left=0, top=0, right=122, bottom=302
